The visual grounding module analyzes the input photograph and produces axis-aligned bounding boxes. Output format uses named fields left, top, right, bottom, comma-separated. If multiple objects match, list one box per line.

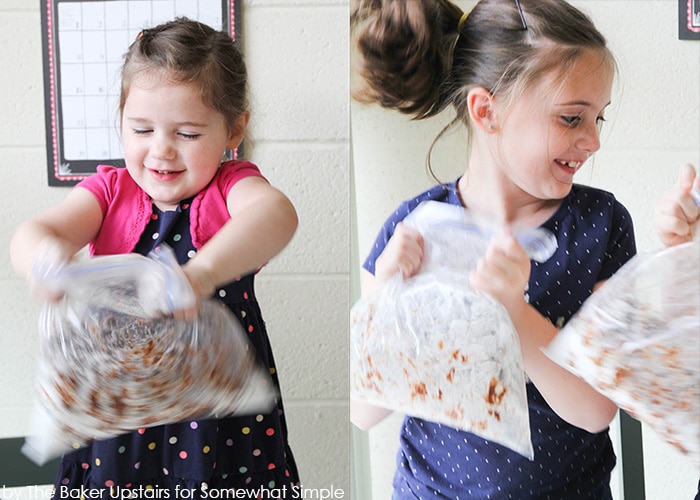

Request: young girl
left=10, top=18, right=299, bottom=496
left=351, top=0, right=638, bottom=497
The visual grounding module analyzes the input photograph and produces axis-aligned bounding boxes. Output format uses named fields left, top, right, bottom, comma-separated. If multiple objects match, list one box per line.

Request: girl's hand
left=137, top=245, right=198, bottom=321
left=470, top=230, right=531, bottom=323
left=178, top=263, right=217, bottom=321
left=28, top=237, right=74, bottom=302
left=374, top=223, right=425, bottom=283
left=654, top=163, right=700, bottom=247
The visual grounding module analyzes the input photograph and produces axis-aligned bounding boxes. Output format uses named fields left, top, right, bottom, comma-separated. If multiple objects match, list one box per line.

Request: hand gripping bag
left=351, top=201, right=558, bottom=459
left=23, top=246, right=276, bottom=465
left=544, top=237, right=700, bottom=468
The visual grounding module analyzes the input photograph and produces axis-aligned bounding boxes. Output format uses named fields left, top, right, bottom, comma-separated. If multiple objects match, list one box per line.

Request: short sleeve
left=598, top=199, right=636, bottom=281
left=363, top=212, right=402, bottom=276
left=216, top=160, right=267, bottom=197
left=362, top=182, right=461, bottom=275
left=75, top=165, right=119, bottom=216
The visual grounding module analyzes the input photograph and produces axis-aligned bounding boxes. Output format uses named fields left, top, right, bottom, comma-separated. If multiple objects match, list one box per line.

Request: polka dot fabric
left=53, top=199, right=299, bottom=495
left=364, top=180, right=636, bottom=499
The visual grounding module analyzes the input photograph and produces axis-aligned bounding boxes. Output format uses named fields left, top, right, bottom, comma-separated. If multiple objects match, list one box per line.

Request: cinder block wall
left=351, top=1, right=700, bottom=499
left=0, top=0, right=349, bottom=493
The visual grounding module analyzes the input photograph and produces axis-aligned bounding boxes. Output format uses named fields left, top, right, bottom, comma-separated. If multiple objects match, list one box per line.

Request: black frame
left=679, top=0, right=700, bottom=40
left=40, top=0, right=242, bottom=186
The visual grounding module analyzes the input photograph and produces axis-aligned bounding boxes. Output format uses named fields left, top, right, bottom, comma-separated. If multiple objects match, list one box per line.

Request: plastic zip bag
left=30, top=244, right=196, bottom=318
left=544, top=189, right=700, bottom=468
left=351, top=201, right=558, bottom=459
left=23, top=246, right=276, bottom=465
left=544, top=238, right=700, bottom=468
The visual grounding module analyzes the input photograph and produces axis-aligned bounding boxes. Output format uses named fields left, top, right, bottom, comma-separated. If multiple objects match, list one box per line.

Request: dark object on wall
left=40, top=0, right=242, bottom=186
left=679, top=0, right=700, bottom=39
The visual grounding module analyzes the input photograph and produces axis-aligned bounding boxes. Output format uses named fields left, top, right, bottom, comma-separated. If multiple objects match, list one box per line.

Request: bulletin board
left=40, top=0, right=241, bottom=186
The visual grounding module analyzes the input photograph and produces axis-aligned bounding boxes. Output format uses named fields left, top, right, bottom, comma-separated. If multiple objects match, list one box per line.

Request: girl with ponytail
left=352, top=1, right=636, bottom=497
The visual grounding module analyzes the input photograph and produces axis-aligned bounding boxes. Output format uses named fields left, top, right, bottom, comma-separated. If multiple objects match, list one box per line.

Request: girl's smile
left=552, top=156, right=587, bottom=183
left=149, top=170, right=184, bottom=181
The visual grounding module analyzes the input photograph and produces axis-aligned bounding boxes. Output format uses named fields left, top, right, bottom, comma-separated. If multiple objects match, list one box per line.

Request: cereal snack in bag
left=23, top=246, right=276, bottom=465
left=351, top=201, right=557, bottom=459
left=543, top=240, right=700, bottom=469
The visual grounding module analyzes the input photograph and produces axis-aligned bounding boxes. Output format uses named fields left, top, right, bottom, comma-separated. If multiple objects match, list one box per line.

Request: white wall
left=351, top=0, right=700, bottom=499
left=0, top=0, right=350, bottom=494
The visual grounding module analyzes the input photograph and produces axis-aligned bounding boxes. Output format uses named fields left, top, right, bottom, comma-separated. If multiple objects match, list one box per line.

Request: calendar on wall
left=41, top=0, right=241, bottom=186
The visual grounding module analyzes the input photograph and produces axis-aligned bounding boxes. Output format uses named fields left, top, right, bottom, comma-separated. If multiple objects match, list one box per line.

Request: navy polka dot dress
left=364, top=180, right=636, bottom=499
left=53, top=199, right=299, bottom=496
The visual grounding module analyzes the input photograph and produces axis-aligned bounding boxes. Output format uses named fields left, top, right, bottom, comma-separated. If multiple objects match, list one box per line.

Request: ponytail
left=351, top=0, right=462, bottom=119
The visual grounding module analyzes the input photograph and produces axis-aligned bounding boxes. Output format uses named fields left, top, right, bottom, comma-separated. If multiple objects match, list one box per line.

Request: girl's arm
left=508, top=288, right=618, bottom=433
left=351, top=399, right=393, bottom=431
left=10, top=188, right=104, bottom=297
left=471, top=234, right=618, bottom=433
left=350, top=226, right=425, bottom=430
left=181, top=176, right=298, bottom=301
left=350, top=270, right=396, bottom=430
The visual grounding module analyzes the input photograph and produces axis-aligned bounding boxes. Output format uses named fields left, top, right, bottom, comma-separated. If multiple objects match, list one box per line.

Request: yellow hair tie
left=458, top=11, right=469, bottom=31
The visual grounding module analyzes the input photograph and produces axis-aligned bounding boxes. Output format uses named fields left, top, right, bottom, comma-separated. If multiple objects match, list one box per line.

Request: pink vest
left=77, top=161, right=264, bottom=256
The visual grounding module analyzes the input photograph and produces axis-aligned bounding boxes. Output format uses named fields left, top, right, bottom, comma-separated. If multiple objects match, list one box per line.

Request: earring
left=489, top=124, right=495, bottom=130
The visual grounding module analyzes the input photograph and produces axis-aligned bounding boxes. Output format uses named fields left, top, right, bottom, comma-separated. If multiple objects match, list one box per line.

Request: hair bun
left=351, top=0, right=461, bottom=119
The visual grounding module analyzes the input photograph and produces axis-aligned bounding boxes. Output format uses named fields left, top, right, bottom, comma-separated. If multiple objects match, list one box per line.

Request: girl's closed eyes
left=178, top=132, right=201, bottom=140
left=128, top=128, right=203, bottom=140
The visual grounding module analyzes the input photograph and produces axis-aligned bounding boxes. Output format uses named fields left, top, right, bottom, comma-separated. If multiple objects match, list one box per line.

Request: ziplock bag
left=23, top=246, right=276, bottom=465
left=544, top=236, right=700, bottom=468
left=351, top=201, right=558, bottom=459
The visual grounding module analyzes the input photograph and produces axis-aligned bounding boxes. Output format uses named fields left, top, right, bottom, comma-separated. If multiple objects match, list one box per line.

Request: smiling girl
left=11, top=18, right=299, bottom=496
left=351, top=0, right=636, bottom=498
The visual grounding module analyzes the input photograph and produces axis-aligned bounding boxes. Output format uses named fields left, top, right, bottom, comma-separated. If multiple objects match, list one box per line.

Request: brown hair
left=120, top=18, right=248, bottom=133
left=351, top=0, right=614, bottom=124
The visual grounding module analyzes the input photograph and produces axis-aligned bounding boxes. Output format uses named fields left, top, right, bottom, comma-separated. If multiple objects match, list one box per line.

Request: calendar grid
left=41, top=0, right=238, bottom=186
